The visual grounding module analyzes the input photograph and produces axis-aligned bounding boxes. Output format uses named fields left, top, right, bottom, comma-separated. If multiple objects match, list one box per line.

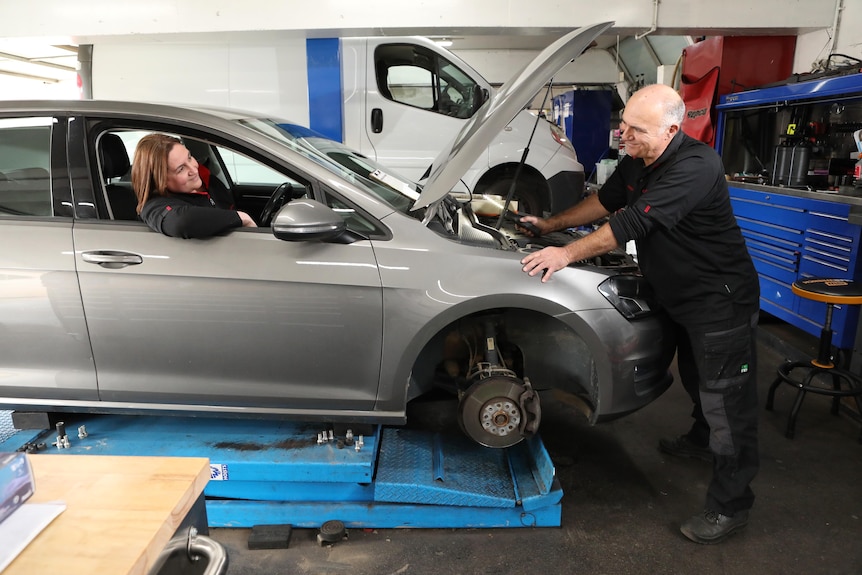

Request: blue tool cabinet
left=716, top=74, right=862, bottom=350
left=727, top=183, right=862, bottom=348
left=552, top=89, right=613, bottom=173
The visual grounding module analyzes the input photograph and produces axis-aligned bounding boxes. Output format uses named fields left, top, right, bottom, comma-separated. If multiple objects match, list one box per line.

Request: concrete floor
left=209, top=315, right=862, bottom=575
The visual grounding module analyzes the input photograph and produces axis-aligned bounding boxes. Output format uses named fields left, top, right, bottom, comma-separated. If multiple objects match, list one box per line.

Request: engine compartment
left=435, top=196, right=639, bottom=272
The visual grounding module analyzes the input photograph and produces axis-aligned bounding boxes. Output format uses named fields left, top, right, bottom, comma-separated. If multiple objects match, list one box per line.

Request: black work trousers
left=674, top=311, right=760, bottom=516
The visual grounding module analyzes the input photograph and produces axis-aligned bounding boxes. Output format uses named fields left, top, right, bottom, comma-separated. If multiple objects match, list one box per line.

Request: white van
left=89, top=35, right=585, bottom=215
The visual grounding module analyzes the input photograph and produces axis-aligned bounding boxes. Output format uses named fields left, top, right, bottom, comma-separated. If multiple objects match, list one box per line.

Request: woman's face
left=165, top=144, right=201, bottom=193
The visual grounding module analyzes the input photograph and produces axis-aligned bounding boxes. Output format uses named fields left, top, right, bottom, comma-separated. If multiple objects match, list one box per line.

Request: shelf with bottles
left=717, top=73, right=862, bottom=194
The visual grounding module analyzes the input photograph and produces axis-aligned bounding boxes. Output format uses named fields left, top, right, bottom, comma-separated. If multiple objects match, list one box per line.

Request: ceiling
left=0, top=39, right=78, bottom=84
left=0, top=31, right=695, bottom=100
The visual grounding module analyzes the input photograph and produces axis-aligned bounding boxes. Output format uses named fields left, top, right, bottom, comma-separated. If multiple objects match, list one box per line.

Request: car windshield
left=236, top=117, right=423, bottom=214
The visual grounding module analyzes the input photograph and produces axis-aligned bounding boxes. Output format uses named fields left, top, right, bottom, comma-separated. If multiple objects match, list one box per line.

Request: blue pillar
left=306, top=38, right=343, bottom=142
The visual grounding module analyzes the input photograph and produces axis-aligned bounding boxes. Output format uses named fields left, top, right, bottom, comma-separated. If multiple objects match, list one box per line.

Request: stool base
left=766, top=360, right=862, bottom=442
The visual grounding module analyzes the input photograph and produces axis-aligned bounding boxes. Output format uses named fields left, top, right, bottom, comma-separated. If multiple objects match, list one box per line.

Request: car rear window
left=0, top=118, right=52, bottom=217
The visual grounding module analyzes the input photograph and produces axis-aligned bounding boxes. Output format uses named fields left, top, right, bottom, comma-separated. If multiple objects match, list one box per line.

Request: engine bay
left=431, top=195, right=639, bottom=272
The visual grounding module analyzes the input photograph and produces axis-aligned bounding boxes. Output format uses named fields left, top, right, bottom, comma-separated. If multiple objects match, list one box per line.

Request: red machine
left=680, top=36, right=796, bottom=146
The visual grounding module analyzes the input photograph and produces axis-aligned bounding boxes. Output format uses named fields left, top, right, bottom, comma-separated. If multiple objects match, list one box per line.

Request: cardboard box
left=0, top=452, right=35, bottom=525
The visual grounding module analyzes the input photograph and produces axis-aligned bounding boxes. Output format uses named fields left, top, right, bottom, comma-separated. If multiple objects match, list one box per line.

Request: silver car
left=0, top=23, right=674, bottom=448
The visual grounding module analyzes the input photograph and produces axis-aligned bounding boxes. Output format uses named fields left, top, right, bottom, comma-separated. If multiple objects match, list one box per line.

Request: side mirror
left=471, top=85, right=490, bottom=115
left=271, top=199, right=346, bottom=242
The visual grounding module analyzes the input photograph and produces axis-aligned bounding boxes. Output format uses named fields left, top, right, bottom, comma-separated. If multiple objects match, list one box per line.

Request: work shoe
left=680, top=509, right=750, bottom=544
left=658, top=434, right=712, bottom=462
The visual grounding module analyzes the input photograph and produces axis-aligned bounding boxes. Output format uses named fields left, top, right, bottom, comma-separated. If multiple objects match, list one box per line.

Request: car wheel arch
left=400, top=301, right=607, bottom=414
left=472, top=163, right=549, bottom=216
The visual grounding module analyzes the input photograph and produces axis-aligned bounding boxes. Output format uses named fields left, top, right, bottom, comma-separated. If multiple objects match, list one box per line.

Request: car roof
left=0, top=98, right=259, bottom=119
left=0, top=98, right=311, bottom=168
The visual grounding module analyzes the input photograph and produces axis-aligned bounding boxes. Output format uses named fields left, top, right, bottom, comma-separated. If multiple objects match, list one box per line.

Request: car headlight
left=598, top=274, right=659, bottom=319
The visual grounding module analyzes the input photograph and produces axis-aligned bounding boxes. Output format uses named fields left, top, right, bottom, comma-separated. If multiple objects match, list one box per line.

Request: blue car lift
left=0, top=414, right=562, bottom=529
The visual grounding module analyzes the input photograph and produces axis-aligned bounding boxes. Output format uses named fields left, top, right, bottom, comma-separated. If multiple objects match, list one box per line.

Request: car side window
left=374, top=44, right=481, bottom=119
left=218, top=144, right=383, bottom=236
left=218, top=147, right=292, bottom=186
left=0, top=117, right=54, bottom=217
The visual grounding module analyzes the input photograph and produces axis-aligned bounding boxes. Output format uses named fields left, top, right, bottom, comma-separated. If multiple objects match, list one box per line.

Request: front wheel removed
left=458, top=375, right=541, bottom=448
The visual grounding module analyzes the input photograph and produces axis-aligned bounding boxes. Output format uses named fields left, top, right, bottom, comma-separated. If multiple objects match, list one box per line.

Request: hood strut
left=494, top=80, right=555, bottom=230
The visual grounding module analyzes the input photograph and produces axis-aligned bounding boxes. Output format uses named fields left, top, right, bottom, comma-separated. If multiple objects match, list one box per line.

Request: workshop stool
left=765, top=278, right=862, bottom=442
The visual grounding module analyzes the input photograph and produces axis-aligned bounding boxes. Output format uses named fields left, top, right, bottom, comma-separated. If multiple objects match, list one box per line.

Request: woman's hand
left=238, top=211, right=258, bottom=228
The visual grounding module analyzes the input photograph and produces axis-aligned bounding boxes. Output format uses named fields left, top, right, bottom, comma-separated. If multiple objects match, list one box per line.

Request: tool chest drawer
left=729, top=185, right=862, bottom=349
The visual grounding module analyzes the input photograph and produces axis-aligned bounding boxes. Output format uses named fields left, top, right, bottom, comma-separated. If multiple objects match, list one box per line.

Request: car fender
left=369, top=236, right=622, bottom=415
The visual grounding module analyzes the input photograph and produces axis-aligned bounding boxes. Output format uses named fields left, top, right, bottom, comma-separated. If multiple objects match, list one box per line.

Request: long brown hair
left=131, top=133, right=183, bottom=214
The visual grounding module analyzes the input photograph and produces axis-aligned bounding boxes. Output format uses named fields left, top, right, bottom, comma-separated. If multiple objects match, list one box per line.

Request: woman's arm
left=141, top=198, right=243, bottom=238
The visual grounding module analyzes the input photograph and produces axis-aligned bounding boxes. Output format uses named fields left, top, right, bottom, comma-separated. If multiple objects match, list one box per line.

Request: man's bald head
left=629, top=84, right=686, bottom=131
left=619, top=84, right=686, bottom=165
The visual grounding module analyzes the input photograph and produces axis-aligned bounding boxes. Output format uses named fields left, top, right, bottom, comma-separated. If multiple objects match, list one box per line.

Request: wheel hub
left=480, top=399, right=521, bottom=436
left=458, top=375, right=540, bottom=448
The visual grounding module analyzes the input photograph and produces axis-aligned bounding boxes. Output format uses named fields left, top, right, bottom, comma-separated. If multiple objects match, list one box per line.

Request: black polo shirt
left=141, top=192, right=242, bottom=239
left=598, top=131, right=759, bottom=325
left=140, top=175, right=241, bottom=239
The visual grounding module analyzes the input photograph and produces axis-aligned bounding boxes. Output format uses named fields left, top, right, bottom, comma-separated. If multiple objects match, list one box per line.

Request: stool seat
left=767, top=277, right=862, bottom=442
left=791, top=278, right=862, bottom=305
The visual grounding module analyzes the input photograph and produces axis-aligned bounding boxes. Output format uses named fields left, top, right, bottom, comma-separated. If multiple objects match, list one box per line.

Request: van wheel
left=483, top=178, right=545, bottom=216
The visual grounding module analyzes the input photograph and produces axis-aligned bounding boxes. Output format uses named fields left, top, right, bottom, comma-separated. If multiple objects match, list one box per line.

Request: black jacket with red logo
left=140, top=167, right=242, bottom=239
left=598, top=131, right=759, bottom=325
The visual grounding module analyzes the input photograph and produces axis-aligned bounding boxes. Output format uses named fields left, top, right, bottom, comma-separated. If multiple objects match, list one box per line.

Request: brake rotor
left=458, top=375, right=538, bottom=448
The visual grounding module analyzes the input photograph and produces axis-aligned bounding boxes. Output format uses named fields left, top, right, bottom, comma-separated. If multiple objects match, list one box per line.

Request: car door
left=71, top=126, right=384, bottom=414
left=361, top=41, right=487, bottom=181
left=0, top=115, right=97, bottom=402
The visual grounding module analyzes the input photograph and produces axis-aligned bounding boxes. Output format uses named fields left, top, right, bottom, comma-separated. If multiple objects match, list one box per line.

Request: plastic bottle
left=771, top=142, right=792, bottom=186
left=788, top=142, right=811, bottom=188
left=854, top=153, right=862, bottom=188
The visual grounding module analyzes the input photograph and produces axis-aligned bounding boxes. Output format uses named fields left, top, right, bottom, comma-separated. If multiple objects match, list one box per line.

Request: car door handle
left=371, top=108, right=383, bottom=133
left=81, top=250, right=144, bottom=269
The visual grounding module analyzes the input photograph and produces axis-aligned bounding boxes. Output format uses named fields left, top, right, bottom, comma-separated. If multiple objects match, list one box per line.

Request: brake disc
left=458, top=375, right=540, bottom=448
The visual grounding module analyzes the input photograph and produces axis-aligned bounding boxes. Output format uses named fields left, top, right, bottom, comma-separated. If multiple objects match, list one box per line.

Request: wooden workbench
left=3, top=454, right=210, bottom=575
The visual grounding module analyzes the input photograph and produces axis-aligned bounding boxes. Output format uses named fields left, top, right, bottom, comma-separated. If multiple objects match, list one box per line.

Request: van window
left=374, top=44, right=482, bottom=120
left=0, top=117, right=53, bottom=217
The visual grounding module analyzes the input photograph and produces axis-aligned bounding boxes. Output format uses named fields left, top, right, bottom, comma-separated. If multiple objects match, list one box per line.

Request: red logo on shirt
left=644, top=205, right=651, bottom=213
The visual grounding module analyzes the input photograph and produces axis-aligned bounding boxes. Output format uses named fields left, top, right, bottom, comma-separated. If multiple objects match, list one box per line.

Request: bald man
left=520, top=84, right=760, bottom=544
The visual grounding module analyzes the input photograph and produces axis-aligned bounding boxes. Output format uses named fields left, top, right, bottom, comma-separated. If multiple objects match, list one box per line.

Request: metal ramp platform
left=0, top=413, right=562, bottom=529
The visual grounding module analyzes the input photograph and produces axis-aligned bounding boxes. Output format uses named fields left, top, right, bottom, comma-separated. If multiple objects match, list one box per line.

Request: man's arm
left=520, top=222, right=619, bottom=283
left=518, top=193, right=611, bottom=236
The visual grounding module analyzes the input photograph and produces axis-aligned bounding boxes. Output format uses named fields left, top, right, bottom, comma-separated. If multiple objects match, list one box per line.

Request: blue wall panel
left=306, top=38, right=343, bottom=142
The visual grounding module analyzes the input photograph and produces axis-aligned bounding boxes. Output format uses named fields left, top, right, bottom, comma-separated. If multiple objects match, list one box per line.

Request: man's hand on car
left=521, top=245, right=572, bottom=282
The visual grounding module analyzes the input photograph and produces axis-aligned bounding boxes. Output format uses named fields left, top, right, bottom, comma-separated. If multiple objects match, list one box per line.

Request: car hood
left=412, top=21, right=614, bottom=211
